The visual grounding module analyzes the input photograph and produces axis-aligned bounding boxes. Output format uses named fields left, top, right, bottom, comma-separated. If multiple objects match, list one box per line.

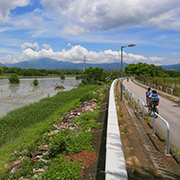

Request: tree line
left=125, top=62, right=180, bottom=77
left=0, top=67, right=82, bottom=76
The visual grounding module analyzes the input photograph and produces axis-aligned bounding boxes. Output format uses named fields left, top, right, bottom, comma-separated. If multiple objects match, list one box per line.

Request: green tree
left=33, top=79, right=39, bottom=86
left=0, top=68, right=3, bottom=75
left=81, top=67, right=105, bottom=84
left=60, top=75, right=65, bottom=80
left=8, top=74, right=20, bottom=84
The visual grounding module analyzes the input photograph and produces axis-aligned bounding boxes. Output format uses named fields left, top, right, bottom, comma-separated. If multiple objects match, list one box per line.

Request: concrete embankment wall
left=105, top=79, right=128, bottom=180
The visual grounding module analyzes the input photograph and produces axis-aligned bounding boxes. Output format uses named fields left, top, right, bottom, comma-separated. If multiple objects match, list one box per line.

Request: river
left=0, top=77, right=81, bottom=117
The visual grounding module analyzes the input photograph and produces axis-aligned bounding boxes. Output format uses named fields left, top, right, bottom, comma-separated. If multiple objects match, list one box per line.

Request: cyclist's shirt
left=150, top=93, right=159, bottom=102
left=146, top=91, right=151, bottom=97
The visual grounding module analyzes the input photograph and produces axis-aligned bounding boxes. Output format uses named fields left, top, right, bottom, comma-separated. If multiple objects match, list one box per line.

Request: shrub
left=8, top=74, right=20, bottom=84
left=76, top=75, right=81, bottom=80
left=33, top=78, right=39, bottom=86
left=41, top=155, right=82, bottom=180
left=60, top=75, right=65, bottom=80
left=48, top=130, right=93, bottom=158
left=73, top=111, right=101, bottom=131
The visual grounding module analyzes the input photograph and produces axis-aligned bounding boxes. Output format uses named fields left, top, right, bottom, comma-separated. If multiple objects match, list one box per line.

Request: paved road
left=123, top=79, right=180, bottom=152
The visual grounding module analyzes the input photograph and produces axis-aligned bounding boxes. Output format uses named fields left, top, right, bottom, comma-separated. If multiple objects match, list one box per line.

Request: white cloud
left=0, top=43, right=165, bottom=65
left=0, top=0, right=30, bottom=23
left=41, top=0, right=180, bottom=31
left=21, top=42, right=39, bottom=50
left=43, top=44, right=51, bottom=49
left=63, top=24, right=86, bottom=35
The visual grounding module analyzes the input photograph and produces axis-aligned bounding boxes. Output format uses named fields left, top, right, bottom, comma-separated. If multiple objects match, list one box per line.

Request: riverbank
left=0, top=84, right=108, bottom=179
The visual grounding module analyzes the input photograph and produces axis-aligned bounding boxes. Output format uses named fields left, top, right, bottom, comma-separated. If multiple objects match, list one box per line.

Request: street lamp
left=120, top=44, right=136, bottom=101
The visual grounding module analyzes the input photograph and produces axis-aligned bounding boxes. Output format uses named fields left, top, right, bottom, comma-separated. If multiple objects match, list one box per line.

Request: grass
left=0, top=84, right=99, bottom=167
left=121, top=126, right=128, bottom=133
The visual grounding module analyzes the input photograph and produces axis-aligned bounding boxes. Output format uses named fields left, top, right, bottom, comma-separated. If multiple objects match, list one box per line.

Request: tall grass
left=0, top=85, right=99, bottom=165
left=137, top=77, right=180, bottom=96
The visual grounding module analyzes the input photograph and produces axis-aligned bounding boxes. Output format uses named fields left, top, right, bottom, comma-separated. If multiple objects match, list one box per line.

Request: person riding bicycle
left=148, top=90, right=159, bottom=107
left=145, top=87, right=151, bottom=105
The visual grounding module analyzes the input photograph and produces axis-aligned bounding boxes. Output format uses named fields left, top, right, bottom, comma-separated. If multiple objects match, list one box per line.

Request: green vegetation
left=55, top=85, right=65, bottom=90
left=136, top=76, right=180, bottom=96
left=1, top=67, right=82, bottom=77
left=125, top=62, right=180, bottom=77
left=48, top=130, right=93, bottom=158
left=41, top=155, right=82, bottom=180
left=33, top=78, right=39, bottom=86
left=81, top=67, right=106, bottom=84
left=60, top=74, right=65, bottom=80
left=8, top=74, right=20, bottom=84
left=0, top=83, right=105, bottom=179
left=0, top=68, right=3, bottom=75
left=0, top=85, right=98, bottom=164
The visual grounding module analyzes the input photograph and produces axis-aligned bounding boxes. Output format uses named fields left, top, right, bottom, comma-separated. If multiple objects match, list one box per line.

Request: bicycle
left=148, top=103, right=159, bottom=118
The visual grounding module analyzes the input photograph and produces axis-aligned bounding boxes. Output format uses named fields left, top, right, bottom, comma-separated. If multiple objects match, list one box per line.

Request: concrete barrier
left=105, top=79, right=128, bottom=180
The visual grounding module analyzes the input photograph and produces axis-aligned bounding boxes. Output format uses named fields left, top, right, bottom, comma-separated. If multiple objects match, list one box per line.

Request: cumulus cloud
left=0, top=43, right=164, bottom=65
left=43, top=43, right=51, bottom=49
left=21, top=42, right=39, bottom=50
left=0, top=0, right=30, bottom=23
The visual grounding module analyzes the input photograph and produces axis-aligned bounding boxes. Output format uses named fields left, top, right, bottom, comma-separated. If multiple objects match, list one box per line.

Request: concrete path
left=123, top=79, right=180, bottom=152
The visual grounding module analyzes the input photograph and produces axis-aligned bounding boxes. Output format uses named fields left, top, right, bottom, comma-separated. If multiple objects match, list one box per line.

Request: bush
left=8, top=74, right=20, bottom=84
left=48, top=130, right=93, bottom=158
left=33, top=78, right=39, bottom=86
left=60, top=75, right=65, bottom=80
left=76, top=75, right=81, bottom=80
left=41, top=155, right=82, bottom=180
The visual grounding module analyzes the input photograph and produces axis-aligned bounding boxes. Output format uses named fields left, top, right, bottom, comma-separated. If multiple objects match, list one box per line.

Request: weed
left=41, top=155, right=82, bottom=180
left=121, top=127, right=128, bottom=133
left=119, top=112, right=124, bottom=117
left=0, top=85, right=98, bottom=166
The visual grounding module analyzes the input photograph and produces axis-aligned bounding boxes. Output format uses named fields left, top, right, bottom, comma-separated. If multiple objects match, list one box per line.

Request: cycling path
left=123, top=79, right=180, bottom=152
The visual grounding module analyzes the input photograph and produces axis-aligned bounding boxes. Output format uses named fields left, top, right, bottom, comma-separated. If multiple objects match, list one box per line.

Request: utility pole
left=83, top=55, right=87, bottom=71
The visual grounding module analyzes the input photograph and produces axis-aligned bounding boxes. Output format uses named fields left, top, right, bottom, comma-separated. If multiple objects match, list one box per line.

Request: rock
left=11, top=165, right=20, bottom=174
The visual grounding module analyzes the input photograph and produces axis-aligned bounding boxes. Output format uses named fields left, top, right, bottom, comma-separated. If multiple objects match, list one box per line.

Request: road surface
left=123, top=79, right=180, bottom=152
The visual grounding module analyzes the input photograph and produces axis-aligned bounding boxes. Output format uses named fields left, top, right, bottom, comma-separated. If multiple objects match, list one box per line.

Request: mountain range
left=162, top=63, right=180, bottom=71
left=0, top=58, right=180, bottom=71
left=1, top=58, right=127, bottom=70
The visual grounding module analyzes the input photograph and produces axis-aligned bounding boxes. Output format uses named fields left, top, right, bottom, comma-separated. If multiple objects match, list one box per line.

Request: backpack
left=152, top=94, right=159, bottom=102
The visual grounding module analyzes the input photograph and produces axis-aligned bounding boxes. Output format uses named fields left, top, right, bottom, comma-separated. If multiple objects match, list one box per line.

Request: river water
left=0, top=77, right=81, bottom=117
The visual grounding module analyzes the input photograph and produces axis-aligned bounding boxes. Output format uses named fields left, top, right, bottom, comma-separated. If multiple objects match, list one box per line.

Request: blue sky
left=0, top=0, right=180, bottom=65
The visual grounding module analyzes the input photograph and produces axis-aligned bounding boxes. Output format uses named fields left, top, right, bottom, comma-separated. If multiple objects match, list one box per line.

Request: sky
left=0, top=0, right=180, bottom=65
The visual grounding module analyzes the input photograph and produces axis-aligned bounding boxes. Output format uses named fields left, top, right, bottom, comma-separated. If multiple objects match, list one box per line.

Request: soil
left=82, top=94, right=108, bottom=180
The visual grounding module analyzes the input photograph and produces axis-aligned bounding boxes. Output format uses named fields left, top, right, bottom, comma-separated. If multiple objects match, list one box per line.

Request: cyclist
left=148, top=90, right=159, bottom=107
left=145, top=87, right=151, bottom=105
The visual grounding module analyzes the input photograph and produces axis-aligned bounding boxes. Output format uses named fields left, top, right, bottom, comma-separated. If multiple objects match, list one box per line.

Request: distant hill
left=4, top=58, right=128, bottom=70
left=162, top=63, right=180, bottom=71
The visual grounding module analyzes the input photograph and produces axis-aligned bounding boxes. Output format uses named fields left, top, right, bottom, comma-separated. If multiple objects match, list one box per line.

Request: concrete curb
left=105, top=79, right=128, bottom=180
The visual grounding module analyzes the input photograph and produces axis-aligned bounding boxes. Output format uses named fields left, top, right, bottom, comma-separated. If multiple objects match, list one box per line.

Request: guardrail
left=166, top=88, right=173, bottom=97
left=105, top=79, right=128, bottom=180
left=157, top=85, right=162, bottom=92
left=124, top=86, right=135, bottom=108
left=153, top=112, right=170, bottom=156
left=123, top=82, right=171, bottom=156
left=138, top=98, right=145, bottom=120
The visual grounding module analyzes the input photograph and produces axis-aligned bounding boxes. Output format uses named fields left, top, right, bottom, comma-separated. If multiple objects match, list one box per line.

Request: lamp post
left=120, top=44, right=136, bottom=101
